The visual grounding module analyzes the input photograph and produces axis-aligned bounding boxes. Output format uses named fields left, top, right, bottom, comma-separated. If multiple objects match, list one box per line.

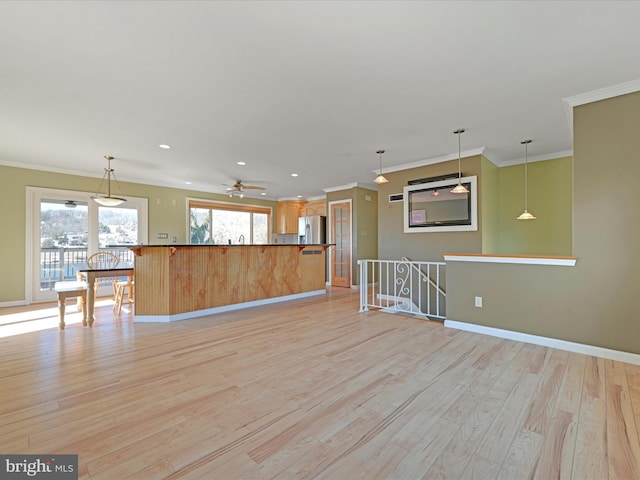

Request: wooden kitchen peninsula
left=129, top=244, right=329, bottom=322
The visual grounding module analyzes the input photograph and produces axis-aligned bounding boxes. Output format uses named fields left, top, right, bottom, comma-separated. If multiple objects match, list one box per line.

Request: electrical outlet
left=475, top=296, right=483, bottom=308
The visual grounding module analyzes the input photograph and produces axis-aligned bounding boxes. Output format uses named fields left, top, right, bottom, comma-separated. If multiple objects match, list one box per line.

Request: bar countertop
left=116, top=243, right=333, bottom=248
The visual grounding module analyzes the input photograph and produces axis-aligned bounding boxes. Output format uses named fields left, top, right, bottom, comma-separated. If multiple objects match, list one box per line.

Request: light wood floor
left=1, top=288, right=639, bottom=479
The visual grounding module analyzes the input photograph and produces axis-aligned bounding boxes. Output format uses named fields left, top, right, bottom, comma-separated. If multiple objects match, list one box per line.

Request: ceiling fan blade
left=243, top=185, right=266, bottom=190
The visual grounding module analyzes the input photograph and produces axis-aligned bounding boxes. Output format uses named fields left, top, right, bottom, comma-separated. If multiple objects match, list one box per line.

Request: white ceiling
left=2, top=1, right=640, bottom=200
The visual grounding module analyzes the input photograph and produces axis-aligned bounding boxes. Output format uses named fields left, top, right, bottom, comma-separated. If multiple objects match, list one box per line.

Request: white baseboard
left=134, top=289, right=326, bottom=323
left=0, top=300, right=28, bottom=308
left=445, top=319, right=640, bottom=366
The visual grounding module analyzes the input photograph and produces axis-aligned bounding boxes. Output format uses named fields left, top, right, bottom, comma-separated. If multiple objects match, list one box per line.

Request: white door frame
left=26, top=187, right=148, bottom=303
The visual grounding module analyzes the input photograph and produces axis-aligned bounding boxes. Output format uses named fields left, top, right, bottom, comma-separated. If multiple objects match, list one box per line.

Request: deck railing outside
left=358, top=258, right=446, bottom=320
left=40, top=247, right=134, bottom=290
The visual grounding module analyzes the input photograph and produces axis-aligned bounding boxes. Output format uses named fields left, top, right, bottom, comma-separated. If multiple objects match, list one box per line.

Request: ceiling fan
left=224, top=180, right=266, bottom=197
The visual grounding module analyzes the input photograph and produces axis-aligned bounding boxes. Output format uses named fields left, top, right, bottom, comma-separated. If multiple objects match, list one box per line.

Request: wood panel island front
left=129, top=244, right=329, bottom=322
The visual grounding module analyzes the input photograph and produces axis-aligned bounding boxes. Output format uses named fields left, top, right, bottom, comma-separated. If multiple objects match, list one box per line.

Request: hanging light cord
left=457, top=130, right=462, bottom=181
left=522, top=139, right=530, bottom=210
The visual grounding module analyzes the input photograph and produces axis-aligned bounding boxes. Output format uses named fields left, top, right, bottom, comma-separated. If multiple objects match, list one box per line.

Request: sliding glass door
left=27, top=187, right=148, bottom=303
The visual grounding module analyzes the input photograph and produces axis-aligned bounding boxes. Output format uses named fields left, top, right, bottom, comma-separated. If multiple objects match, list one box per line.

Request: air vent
left=389, top=193, right=403, bottom=203
left=408, top=173, right=460, bottom=185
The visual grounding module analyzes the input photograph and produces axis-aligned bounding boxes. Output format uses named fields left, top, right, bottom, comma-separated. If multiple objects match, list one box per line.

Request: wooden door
left=330, top=201, right=351, bottom=287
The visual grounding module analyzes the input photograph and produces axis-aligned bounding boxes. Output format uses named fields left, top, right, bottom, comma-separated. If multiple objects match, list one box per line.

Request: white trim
left=443, top=254, right=576, bottom=266
left=563, top=78, right=640, bottom=108
left=445, top=319, right=640, bottom=366
left=323, top=182, right=359, bottom=193
left=378, top=147, right=486, bottom=174
left=497, top=150, right=574, bottom=167
left=134, top=290, right=326, bottom=322
left=562, top=79, right=640, bottom=136
left=26, top=186, right=149, bottom=303
left=0, top=300, right=28, bottom=308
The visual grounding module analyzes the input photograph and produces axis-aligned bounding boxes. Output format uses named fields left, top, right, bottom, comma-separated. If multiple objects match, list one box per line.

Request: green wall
left=480, top=157, right=499, bottom=253
left=376, top=154, right=573, bottom=262
left=326, top=186, right=378, bottom=286
left=0, top=165, right=276, bottom=304
left=352, top=187, right=378, bottom=286
left=447, top=91, right=640, bottom=355
left=377, top=155, right=484, bottom=263
left=496, top=156, right=573, bottom=255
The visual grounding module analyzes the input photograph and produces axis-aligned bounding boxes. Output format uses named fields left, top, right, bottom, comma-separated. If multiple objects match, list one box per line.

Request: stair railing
left=358, top=258, right=446, bottom=320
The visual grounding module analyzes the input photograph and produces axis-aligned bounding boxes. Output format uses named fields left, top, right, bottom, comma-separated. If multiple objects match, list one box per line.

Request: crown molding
left=562, top=78, right=640, bottom=135
left=375, top=147, right=486, bottom=176
left=0, top=158, right=105, bottom=180
left=497, top=149, right=574, bottom=167
left=323, top=182, right=359, bottom=193
left=306, top=195, right=327, bottom=201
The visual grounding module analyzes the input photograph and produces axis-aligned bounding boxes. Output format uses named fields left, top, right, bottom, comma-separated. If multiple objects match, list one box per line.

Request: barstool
left=113, top=277, right=134, bottom=315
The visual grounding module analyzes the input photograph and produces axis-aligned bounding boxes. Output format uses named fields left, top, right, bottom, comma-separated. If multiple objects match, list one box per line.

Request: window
left=27, top=187, right=148, bottom=302
left=188, top=199, right=271, bottom=245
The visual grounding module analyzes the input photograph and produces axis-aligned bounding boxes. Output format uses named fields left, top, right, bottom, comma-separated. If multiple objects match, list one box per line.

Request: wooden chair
left=87, top=251, right=120, bottom=298
left=55, top=280, right=88, bottom=329
left=113, top=277, right=134, bottom=315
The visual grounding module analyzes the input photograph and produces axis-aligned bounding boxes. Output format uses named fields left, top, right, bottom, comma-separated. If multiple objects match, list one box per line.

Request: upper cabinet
left=276, top=201, right=305, bottom=234
left=302, top=200, right=327, bottom=217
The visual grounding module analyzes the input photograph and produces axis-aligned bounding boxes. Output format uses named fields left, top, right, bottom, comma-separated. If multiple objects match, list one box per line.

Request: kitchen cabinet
left=276, top=201, right=305, bottom=234
left=302, top=200, right=327, bottom=216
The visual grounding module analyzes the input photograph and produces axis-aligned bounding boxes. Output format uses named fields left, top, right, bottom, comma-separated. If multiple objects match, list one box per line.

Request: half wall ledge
left=443, top=253, right=577, bottom=267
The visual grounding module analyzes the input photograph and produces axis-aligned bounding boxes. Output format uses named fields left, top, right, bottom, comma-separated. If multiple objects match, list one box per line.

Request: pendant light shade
left=91, top=155, right=127, bottom=206
left=451, top=128, right=469, bottom=193
left=374, top=149, right=389, bottom=184
left=516, top=139, right=536, bottom=220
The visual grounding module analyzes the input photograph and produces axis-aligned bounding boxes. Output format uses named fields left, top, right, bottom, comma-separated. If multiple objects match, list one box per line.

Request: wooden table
left=77, top=266, right=134, bottom=326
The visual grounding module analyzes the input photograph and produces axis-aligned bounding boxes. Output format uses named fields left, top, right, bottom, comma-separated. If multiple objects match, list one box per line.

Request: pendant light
left=516, top=139, right=536, bottom=220
left=374, top=149, right=389, bottom=184
left=450, top=128, right=469, bottom=193
left=91, top=155, right=127, bottom=206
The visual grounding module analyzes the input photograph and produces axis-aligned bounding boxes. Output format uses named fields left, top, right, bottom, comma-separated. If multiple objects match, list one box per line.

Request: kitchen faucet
left=238, top=234, right=245, bottom=244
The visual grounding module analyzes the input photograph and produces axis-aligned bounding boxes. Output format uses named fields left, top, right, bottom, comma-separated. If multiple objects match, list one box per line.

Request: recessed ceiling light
left=260, top=192, right=266, bottom=196
left=237, top=161, right=246, bottom=166
left=158, top=144, right=171, bottom=149
left=185, top=181, right=192, bottom=185
left=291, top=173, right=298, bottom=177
left=297, top=195, right=303, bottom=198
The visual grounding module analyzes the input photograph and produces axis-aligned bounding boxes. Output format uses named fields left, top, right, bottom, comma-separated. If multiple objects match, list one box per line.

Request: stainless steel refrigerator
left=298, top=215, right=326, bottom=244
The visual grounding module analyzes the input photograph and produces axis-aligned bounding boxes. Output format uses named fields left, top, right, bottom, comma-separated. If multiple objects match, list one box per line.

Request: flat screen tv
left=403, top=175, right=477, bottom=233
